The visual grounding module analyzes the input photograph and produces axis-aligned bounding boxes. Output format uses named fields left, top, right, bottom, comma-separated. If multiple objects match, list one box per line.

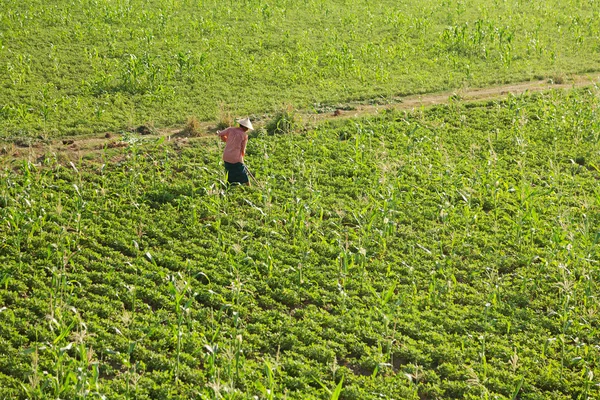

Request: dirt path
left=326, top=72, right=599, bottom=120
left=2, top=72, right=599, bottom=162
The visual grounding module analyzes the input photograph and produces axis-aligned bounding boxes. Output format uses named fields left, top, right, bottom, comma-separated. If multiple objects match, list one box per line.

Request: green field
left=3, top=0, right=600, bottom=399
left=2, top=88, right=600, bottom=398
left=1, top=0, right=599, bottom=138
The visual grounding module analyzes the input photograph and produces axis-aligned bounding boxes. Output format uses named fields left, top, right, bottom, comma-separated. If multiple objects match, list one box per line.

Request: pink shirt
left=219, top=127, right=248, bottom=164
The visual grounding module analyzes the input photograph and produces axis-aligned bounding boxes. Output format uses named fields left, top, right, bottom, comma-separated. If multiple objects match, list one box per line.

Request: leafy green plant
left=2, top=82, right=600, bottom=398
left=265, top=106, right=298, bottom=135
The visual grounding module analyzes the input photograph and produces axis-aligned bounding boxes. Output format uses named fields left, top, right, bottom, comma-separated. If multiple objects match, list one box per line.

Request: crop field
left=3, top=0, right=600, bottom=399
left=2, top=87, right=600, bottom=399
left=1, top=0, right=600, bottom=138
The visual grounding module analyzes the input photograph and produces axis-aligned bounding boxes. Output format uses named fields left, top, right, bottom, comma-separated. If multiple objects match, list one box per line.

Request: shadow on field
left=144, top=185, right=197, bottom=208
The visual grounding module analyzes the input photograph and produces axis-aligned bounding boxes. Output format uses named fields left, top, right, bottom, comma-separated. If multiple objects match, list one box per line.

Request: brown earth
left=320, top=72, right=599, bottom=121
left=2, top=72, right=599, bottom=163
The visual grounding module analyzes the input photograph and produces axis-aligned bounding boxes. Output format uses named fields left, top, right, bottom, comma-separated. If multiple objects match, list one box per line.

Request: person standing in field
left=219, top=118, right=254, bottom=185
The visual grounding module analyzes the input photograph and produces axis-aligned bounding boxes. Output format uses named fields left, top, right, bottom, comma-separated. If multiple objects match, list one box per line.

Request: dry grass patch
left=177, top=116, right=203, bottom=137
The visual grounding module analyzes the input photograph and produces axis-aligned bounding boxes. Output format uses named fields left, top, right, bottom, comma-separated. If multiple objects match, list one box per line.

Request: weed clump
left=266, top=106, right=298, bottom=135
left=179, top=116, right=202, bottom=137
left=135, top=125, right=154, bottom=135
left=549, top=74, right=566, bottom=84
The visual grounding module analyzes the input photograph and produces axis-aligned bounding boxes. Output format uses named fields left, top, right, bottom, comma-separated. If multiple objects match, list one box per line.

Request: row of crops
left=1, top=87, right=600, bottom=398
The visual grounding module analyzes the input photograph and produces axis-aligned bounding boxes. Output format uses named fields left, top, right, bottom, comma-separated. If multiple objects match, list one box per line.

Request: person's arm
left=241, top=134, right=248, bottom=157
left=219, top=128, right=229, bottom=142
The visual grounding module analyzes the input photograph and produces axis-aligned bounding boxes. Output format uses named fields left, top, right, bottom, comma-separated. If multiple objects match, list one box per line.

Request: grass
left=1, top=87, right=600, bottom=398
left=265, top=106, right=299, bottom=136
left=177, top=116, right=202, bottom=137
left=1, top=0, right=600, bottom=138
left=2, top=0, right=600, bottom=397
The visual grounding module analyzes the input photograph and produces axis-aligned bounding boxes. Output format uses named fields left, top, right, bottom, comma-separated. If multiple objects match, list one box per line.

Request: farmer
left=219, top=118, right=254, bottom=185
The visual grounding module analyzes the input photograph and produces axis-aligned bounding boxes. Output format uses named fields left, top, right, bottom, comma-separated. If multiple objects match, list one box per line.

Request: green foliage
left=2, top=87, right=600, bottom=398
left=1, top=0, right=600, bottom=138
left=265, top=107, right=299, bottom=136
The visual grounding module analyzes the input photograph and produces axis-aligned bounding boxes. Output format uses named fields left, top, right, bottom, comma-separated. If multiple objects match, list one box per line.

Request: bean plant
left=1, top=86, right=600, bottom=398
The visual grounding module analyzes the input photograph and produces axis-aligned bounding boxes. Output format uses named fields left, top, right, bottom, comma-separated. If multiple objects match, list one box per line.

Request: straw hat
left=237, top=118, right=254, bottom=131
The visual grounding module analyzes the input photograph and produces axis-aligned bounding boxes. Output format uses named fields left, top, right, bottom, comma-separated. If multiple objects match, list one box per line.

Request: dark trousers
left=224, top=162, right=249, bottom=184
